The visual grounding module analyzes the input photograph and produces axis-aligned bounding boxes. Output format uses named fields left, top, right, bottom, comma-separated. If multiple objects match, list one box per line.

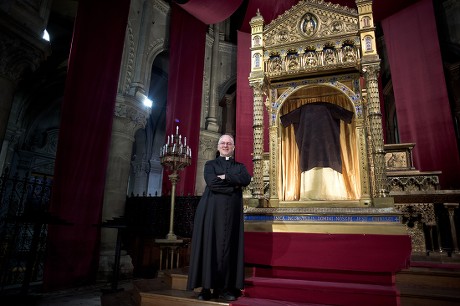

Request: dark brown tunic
left=187, top=156, right=251, bottom=291
left=280, top=102, right=353, bottom=173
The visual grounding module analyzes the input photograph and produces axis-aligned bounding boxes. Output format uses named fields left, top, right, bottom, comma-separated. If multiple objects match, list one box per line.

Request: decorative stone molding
left=121, top=22, right=136, bottom=94
left=113, top=95, right=149, bottom=138
left=198, top=132, right=219, bottom=160
left=153, top=0, right=170, bottom=16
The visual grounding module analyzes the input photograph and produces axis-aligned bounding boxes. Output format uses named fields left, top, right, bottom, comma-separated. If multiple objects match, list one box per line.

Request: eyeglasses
left=219, top=142, right=234, bottom=146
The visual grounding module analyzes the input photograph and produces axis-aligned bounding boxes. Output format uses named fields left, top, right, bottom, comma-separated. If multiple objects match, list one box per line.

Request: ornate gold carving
left=264, top=0, right=358, bottom=48
left=250, top=80, right=266, bottom=201
left=248, top=0, right=385, bottom=206
left=363, top=63, right=388, bottom=198
left=388, top=176, right=439, bottom=192
left=259, top=0, right=360, bottom=81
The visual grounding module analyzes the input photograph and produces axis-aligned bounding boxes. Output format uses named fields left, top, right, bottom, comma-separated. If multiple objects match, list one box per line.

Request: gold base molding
left=244, top=206, right=407, bottom=235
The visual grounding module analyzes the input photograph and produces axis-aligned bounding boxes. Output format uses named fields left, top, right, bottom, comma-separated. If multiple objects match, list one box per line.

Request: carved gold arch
left=266, top=77, right=370, bottom=206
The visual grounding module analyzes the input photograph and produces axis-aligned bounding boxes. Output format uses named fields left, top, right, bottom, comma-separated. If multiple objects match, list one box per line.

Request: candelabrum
left=159, top=126, right=192, bottom=240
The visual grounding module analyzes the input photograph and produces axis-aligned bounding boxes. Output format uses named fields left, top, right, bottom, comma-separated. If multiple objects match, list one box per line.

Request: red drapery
left=382, top=0, right=460, bottom=189
left=235, top=31, right=254, bottom=173
left=43, top=0, right=131, bottom=290
left=163, top=4, right=207, bottom=196
left=179, top=0, right=244, bottom=25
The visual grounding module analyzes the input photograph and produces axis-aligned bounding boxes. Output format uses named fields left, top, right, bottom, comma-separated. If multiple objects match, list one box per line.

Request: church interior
left=1, top=0, right=460, bottom=305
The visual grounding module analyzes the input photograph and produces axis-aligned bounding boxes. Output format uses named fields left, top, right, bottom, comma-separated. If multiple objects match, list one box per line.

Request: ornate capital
left=249, top=79, right=268, bottom=96
left=361, top=63, right=380, bottom=80
left=113, top=94, right=150, bottom=138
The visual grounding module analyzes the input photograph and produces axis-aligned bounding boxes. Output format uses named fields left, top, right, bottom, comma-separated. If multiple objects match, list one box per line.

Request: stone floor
left=1, top=280, right=137, bottom=306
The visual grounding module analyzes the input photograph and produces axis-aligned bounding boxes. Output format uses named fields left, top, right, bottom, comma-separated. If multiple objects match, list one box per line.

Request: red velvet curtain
left=381, top=0, right=460, bottom=189
left=235, top=31, right=254, bottom=173
left=179, top=0, right=243, bottom=24
left=163, top=4, right=207, bottom=196
left=43, top=0, right=130, bottom=290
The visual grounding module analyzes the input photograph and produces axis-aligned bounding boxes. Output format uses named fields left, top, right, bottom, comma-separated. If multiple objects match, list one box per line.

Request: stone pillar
left=130, top=157, right=150, bottom=196
left=98, top=93, right=149, bottom=279
left=205, top=23, right=221, bottom=132
left=223, top=92, right=236, bottom=135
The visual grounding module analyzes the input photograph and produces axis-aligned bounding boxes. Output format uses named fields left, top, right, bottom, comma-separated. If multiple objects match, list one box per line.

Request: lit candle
left=184, top=137, right=187, bottom=147
left=176, top=126, right=179, bottom=134
left=167, top=135, right=170, bottom=144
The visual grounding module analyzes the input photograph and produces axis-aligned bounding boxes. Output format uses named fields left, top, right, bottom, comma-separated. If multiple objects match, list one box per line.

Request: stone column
left=223, top=92, right=236, bottom=135
left=98, top=93, right=149, bottom=279
left=130, top=156, right=151, bottom=196
left=205, top=23, right=221, bottom=132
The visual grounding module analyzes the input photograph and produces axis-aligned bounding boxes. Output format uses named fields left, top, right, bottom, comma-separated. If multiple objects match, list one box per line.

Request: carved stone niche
left=385, top=143, right=441, bottom=192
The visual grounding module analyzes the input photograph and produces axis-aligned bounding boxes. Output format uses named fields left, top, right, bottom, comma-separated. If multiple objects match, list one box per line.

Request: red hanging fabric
left=43, top=0, right=131, bottom=290
left=382, top=0, right=460, bottom=188
left=163, top=3, right=207, bottom=196
left=178, top=0, right=244, bottom=24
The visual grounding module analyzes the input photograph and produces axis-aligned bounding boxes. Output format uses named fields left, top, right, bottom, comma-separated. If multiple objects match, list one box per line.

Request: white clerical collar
left=220, top=156, right=232, bottom=160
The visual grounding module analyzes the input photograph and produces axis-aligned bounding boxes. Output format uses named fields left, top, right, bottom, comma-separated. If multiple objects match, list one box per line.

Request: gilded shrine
left=248, top=0, right=390, bottom=209
left=243, top=0, right=408, bottom=239
left=243, top=3, right=411, bottom=305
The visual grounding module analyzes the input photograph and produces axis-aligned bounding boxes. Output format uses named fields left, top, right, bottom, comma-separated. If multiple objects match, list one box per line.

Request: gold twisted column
left=250, top=81, right=265, bottom=205
left=363, top=64, right=389, bottom=200
left=356, top=0, right=391, bottom=205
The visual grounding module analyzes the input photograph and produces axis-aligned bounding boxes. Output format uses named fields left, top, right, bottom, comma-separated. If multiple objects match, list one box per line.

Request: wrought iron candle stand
left=159, top=126, right=192, bottom=241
